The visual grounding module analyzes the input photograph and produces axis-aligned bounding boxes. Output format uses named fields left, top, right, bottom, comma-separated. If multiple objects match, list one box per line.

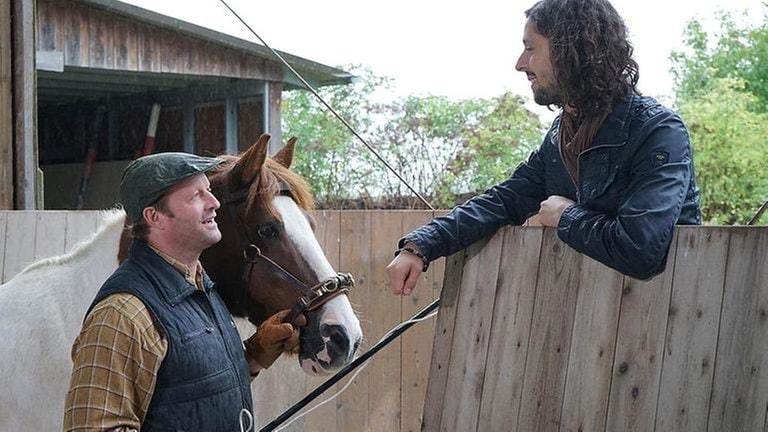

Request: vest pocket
left=180, top=326, right=215, bottom=343
left=153, top=367, right=239, bottom=404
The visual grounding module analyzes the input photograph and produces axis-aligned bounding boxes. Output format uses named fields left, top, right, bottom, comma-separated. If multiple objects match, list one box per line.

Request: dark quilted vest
left=89, top=241, right=253, bottom=432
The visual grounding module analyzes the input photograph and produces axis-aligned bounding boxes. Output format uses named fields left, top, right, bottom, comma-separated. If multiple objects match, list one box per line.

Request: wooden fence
left=423, top=226, right=768, bottom=432
left=5, top=212, right=764, bottom=432
left=0, top=210, right=443, bottom=432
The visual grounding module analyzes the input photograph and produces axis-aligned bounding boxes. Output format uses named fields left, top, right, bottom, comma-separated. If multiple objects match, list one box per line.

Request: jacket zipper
left=203, top=289, right=250, bottom=411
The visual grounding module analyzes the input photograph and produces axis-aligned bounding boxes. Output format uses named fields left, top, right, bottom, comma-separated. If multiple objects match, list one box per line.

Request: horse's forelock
left=208, top=154, right=315, bottom=220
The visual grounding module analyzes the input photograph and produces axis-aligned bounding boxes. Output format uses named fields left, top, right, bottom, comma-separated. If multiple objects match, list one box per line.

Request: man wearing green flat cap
left=64, top=152, right=304, bottom=431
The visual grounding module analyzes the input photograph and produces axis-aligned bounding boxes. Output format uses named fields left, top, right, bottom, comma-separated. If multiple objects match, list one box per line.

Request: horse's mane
left=209, top=155, right=315, bottom=220
left=13, top=208, right=126, bottom=276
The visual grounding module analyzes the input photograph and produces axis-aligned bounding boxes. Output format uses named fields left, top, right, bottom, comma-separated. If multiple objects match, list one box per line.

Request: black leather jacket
left=403, top=92, right=701, bottom=280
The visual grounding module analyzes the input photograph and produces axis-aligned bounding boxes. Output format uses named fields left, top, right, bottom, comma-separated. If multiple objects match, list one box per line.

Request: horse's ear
left=273, top=136, right=297, bottom=169
left=232, top=134, right=270, bottom=185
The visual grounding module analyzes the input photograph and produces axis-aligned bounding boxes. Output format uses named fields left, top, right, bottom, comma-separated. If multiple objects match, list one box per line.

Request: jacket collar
left=129, top=240, right=214, bottom=306
left=549, top=91, right=635, bottom=148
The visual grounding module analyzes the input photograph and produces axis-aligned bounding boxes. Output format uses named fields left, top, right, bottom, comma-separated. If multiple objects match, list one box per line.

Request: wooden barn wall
left=423, top=225, right=768, bottom=432
left=35, top=0, right=282, bottom=81
left=0, top=210, right=443, bottom=432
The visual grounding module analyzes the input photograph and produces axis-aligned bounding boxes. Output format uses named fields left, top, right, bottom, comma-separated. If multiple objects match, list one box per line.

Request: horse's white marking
left=274, top=197, right=336, bottom=280
left=273, top=197, right=363, bottom=365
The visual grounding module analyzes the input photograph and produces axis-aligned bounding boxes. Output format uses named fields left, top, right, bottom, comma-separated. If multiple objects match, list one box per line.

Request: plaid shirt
left=63, top=249, right=204, bottom=432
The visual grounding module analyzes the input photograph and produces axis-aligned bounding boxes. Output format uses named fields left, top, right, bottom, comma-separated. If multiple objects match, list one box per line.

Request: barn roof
left=36, top=0, right=355, bottom=105
left=81, top=0, right=354, bottom=88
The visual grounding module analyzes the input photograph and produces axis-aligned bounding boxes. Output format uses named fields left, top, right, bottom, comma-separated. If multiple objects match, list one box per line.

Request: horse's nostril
left=320, top=323, right=350, bottom=354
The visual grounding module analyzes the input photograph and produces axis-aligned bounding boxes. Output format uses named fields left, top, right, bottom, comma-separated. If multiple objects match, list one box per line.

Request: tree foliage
left=676, top=78, right=768, bottom=224
left=671, top=9, right=768, bottom=224
left=283, top=66, right=543, bottom=209
left=672, top=10, right=768, bottom=113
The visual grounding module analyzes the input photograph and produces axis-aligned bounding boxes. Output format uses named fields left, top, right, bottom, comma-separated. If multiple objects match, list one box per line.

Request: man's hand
left=387, top=243, right=424, bottom=296
left=244, top=310, right=307, bottom=373
left=538, top=195, right=575, bottom=227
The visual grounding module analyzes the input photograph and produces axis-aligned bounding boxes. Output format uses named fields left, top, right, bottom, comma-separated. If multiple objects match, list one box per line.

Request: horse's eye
left=257, top=223, right=279, bottom=239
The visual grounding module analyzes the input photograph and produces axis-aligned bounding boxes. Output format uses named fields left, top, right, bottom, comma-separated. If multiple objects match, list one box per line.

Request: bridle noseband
left=219, top=184, right=354, bottom=325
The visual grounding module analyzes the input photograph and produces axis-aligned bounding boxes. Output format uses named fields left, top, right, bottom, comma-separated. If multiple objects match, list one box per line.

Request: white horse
left=0, top=134, right=363, bottom=432
left=0, top=209, right=124, bottom=432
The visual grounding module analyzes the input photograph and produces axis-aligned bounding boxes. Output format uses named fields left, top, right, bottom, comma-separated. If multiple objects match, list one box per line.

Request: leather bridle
left=218, top=184, right=354, bottom=325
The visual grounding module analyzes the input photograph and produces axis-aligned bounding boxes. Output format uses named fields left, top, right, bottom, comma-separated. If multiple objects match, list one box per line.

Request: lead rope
left=240, top=409, right=254, bottom=432
left=217, top=0, right=434, bottom=212
left=270, top=309, right=439, bottom=432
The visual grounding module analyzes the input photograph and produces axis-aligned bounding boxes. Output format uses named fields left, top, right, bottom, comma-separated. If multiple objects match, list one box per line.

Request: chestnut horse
left=0, top=134, right=362, bottom=431
left=204, top=134, right=362, bottom=373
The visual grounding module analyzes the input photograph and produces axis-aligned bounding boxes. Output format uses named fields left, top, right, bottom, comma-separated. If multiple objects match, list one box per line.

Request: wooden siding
left=423, top=225, right=768, bottom=432
left=36, top=0, right=282, bottom=81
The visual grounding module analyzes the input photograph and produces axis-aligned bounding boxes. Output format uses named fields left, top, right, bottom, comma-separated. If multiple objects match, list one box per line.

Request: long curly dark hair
left=525, top=0, right=639, bottom=117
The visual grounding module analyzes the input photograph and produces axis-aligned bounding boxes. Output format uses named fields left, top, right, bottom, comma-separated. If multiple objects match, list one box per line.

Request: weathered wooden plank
left=88, top=8, right=113, bottom=69
left=605, top=234, right=678, bottom=432
left=160, top=30, right=180, bottom=74
left=251, top=349, right=306, bottom=432
left=655, top=227, right=729, bottom=432
left=560, top=255, right=624, bottom=432
left=64, top=211, right=100, bottom=251
left=2, top=211, right=37, bottom=282
left=37, top=0, right=63, bottom=52
left=0, top=0, right=12, bottom=208
left=708, top=227, right=768, bottom=431
left=33, top=211, right=67, bottom=259
left=421, top=246, right=466, bottom=432
left=400, top=211, right=441, bottom=432
left=0, top=211, right=6, bottom=278
left=12, top=0, right=37, bottom=208
left=138, top=24, right=161, bottom=73
left=477, top=226, right=543, bottom=430
left=438, top=232, right=502, bottom=432
left=267, top=82, right=283, bottom=146
left=63, top=3, right=88, bottom=67
left=337, top=211, right=371, bottom=431
left=113, top=18, right=138, bottom=71
left=175, top=35, right=191, bottom=76
left=303, top=210, right=341, bottom=432
left=517, top=229, right=583, bottom=432
left=368, top=211, right=403, bottom=432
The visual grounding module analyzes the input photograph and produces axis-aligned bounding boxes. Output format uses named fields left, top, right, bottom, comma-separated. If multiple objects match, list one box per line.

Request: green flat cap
left=120, top=152, right=223, bottom=222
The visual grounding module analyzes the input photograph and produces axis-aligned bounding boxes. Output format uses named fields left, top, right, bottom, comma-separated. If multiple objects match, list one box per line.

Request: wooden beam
left=0, top=0, right=12, bottom=209
left=13, top=0, right=38, bottom=209
left=183, top=101, right=194, bottom=153
left=267, top=80, right=282, bottom=152
left=262, top=81, right=273, bottom=153
left=224, top=96, right=237, bottom=155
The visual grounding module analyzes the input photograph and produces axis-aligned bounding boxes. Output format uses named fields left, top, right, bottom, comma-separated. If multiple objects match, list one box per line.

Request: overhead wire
left=218, top=0, right=435, bottom=211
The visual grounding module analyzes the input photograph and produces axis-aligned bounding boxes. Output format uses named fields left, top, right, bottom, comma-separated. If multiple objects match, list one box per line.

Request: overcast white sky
left=121, top=0, right=765, bottom=119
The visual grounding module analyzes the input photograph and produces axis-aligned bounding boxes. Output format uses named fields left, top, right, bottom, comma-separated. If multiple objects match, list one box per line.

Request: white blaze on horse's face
left=273, top=196, right=363, bottom=374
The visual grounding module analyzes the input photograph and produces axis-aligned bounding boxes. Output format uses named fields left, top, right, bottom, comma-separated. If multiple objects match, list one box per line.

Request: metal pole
left=258, top=298, right=440, bottom=432
left=747, top=199, right=768, bottom=225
